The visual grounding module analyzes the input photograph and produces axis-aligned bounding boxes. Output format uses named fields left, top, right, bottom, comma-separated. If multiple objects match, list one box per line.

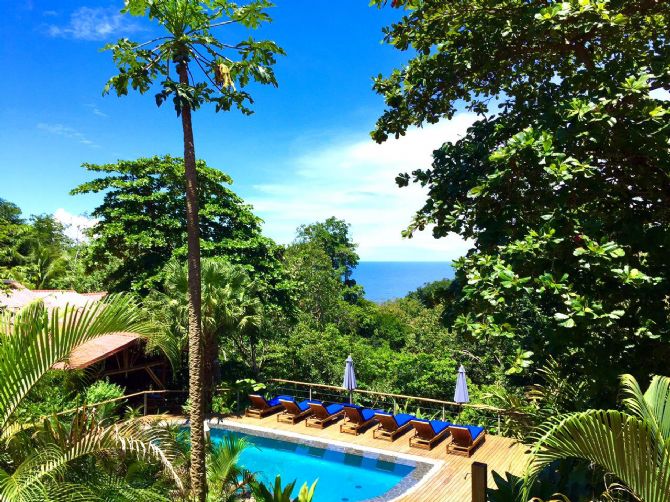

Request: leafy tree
left=0, top=199, right=26, bottom=274
left=72, top=156, right=278, bottom=292
left=295, top=217, right=360, bottom=290
left=408, top=278, right=453, bottom=309
left=104, top=0, right=283, bottom=496
left=373, top=0, right=670, bottom=402
left=524, top=374, right=670, bottom=501
left=283, top=241, right=347, bottom=329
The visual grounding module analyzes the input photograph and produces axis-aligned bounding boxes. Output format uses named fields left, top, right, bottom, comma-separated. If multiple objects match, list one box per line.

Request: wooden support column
left=471, top=461, right=487, bottom=502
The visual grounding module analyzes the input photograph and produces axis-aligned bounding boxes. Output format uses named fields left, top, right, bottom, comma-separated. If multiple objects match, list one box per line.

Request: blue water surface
left=353, top=262, right=454, bottom=303
left=210, top=428, right=415, bottom=502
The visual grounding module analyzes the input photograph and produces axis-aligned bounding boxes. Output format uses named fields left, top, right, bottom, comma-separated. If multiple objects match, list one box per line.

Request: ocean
left=353, top=262, right=455, bottom=303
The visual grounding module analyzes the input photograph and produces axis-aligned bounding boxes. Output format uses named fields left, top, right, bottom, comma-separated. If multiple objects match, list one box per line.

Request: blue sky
left=0, top=1, right=473, bottom=261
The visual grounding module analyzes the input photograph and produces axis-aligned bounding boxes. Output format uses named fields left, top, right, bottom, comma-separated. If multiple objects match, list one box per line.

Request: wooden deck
left=223, top=414, right=530, bottom=501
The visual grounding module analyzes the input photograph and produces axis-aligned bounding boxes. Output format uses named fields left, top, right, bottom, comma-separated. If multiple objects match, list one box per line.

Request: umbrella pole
left=349, top=390, right=353, bottom=404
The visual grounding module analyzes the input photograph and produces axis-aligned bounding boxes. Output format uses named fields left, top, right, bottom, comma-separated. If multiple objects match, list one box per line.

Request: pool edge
left=207, top=418, right=444, bottom=502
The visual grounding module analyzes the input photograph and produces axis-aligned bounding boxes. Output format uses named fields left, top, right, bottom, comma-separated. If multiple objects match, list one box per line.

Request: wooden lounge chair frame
left=244, top=394, right=283, bottom=419
left=339, top=406, right=378, bottom=435
left=277, top=399, right=313, bottom=424
left=372, top=414, right=413, bottom=442
left=305, top=403, right=344, bottom=429
left=447, top=426, right=486, bottom=457
left=409, top=420, right=451, bottom=450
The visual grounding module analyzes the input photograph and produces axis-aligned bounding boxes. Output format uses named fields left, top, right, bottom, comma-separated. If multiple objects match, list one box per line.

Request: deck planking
left=224, top=414, right=530, bottom=502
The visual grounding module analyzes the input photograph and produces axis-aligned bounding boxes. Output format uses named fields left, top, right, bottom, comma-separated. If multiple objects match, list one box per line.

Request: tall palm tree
left=0, top=296, right=183, bottom=501
left=523, top=374, right=670, bottom=501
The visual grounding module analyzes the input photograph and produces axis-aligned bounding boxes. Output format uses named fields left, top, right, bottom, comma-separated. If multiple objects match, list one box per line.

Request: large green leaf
left=621, top=374, right=670, bottom=444
left=523, top=410, right=670, bottom=502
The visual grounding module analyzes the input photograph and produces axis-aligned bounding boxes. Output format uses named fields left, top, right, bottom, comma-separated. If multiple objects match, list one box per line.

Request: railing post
left=441, top=406, right=445, bottom=421
left=143, top=392, right=148, bottom=416
left=471, top=462, right=487, bottom=502
left=497, top=414, right=501, bottom=434
left=309, top=385, right=313, bottom=401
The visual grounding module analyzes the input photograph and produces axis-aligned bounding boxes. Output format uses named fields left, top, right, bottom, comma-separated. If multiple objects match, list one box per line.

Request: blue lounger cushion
left=343, top=404, right=385, bottom=422
left=452, top=424, right=485, bottom=440
left=267, top=394, right=294, bottom=406
left=325, top=403, right=344, bottom=415
left=429, top=420, right=451, bottom=434
left=413, top=419, right=451, bottom=434
left=280, top=398, right=322, bottom=411
left=393, top=413, right=414, bottom=427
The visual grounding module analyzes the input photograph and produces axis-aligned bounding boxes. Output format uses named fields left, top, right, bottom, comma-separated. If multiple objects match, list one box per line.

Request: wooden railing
left=267, top=378, right=524, bottom=433
left=37, top=389, right=188, bottom=421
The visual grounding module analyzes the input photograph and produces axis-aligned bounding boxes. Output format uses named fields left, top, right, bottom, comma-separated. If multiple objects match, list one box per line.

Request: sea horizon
left=353, top=261, right=455, bottom=303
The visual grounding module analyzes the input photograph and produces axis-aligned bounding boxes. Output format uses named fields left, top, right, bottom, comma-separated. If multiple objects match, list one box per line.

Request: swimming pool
left=207, top=423, right=432, bottom=502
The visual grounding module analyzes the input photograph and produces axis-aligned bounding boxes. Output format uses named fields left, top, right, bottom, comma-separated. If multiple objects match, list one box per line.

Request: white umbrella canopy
left=454, top=365, right=470, bottom=404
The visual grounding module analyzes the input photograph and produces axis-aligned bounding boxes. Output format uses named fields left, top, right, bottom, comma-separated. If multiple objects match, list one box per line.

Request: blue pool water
left=210, top=427, right=416, bottom=501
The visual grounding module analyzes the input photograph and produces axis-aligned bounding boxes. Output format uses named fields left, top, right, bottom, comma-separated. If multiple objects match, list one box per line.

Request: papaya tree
left=102, top=1, right=284, bottom=499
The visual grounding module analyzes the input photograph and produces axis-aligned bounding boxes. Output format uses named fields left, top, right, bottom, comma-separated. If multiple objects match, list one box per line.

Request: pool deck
left=220, top=413, right=530, bottom=501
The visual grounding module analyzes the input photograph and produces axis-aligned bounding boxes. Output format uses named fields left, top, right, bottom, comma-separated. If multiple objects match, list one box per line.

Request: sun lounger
left=372, top=412, right=414, bottom=441
left=277, top=398, right=322, bottom=424
left=339, top=404, right=383, bottom=435
left=305, top=402, right=345, bottom=429
left=409, top=419, right=451, bottom=450
left=447, top=425, right=486, bottom=457
left=244, top=394, right=293, bottom=419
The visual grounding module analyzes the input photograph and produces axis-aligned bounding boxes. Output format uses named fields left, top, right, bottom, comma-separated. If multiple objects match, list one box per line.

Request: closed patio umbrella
left=454, top=365, right=470, bottom=404
left=342, top=355, right=357, bottom=404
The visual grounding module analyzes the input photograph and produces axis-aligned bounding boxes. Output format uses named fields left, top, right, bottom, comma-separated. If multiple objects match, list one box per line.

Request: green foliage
left=372, top=0, right=670, bottom=404
left=253, top=475, right=318, bottom=502
left=524, top=374, right=670, bottom=501
left=154, top=258, right=266, bottom=390
left=295, top=217, right=359, bottom=285
left=85, top=380, right=125, bottom=420
left=206, top=435, right=256, bottom=501
left=71, top=156, right=282, bottom=293
left=408, top=278, right=453, bottom=308
left=0, top=297, right=183, bottom=500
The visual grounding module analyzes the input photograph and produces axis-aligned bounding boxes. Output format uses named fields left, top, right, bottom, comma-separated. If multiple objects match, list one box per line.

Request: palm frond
left=0, top=295, right=153, bottom=433
left=621, top=374, right=670, bottom=443
left=523, top=409, right=670, bottom=502
left=0, top=414, right=183, bottom=501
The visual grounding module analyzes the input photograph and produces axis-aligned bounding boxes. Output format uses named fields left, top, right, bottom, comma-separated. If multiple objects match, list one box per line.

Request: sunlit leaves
left=104, top=0, right=284, bottom=116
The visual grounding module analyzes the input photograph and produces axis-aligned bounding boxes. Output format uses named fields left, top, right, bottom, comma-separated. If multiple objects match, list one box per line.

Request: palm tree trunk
left=178, top=60, right=207, bottom=502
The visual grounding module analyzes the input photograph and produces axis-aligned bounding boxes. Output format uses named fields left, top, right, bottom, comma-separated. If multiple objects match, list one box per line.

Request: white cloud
left=85, top=103, right=108, bottom=118
left=37, top=122, right=98, bottom=147
left=54, top=209, right=97, bottom=242
left=46, top=7, right=142, bottom=41
left=250, top=113, right=477, bottom=261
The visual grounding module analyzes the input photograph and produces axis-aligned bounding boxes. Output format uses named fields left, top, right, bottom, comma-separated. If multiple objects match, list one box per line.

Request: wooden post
left=143, top=392, right=148, bottom=416
left=471, top=462, right=487, bottom=502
